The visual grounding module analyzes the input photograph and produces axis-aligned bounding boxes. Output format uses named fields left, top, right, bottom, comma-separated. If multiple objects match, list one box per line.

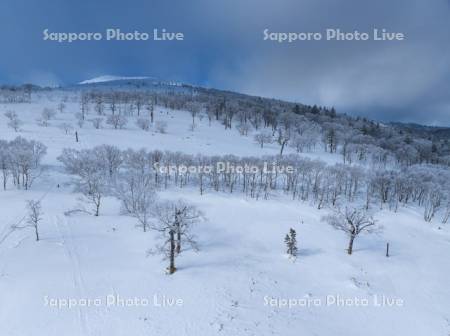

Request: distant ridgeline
left=8, top=77, right=450, bottom=166
left=6, top=78, right=450, bottom=165
left=65, top=77, right=450, bottom=166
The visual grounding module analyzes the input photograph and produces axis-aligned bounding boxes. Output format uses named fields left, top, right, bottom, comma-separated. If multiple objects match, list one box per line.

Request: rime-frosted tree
left=0, top=140, right=11, bottom=190
left=136, top=118, right=151, bottom=131
left=236, top=122, right=251, bottom=136
left=58, top=148, right=109, bottom=216
left=145, top=99, right=154, bottom=123
left=91, top=117, right=103, bottom=129
left=152, top=200, right=202, bottom=274
left=322, top=206, right=378, bottom=255
left=94, top=144, right=123, bottom=179
left=37, top=108, right=56, bottom=127
left=284, top=228, right=298, bottom=257
left=254, top=131, right=273, bottom=148
left=8, top=137, right=47, bottom=190
left=26, top=200, right=43, bottom=241
left=155, top=121, right=168, bottom=134
left=116, top=170, right=157, bottom=232
left=59, top=123, right=74, bottom=135
left=57, top=102, right=66, bottom=114
left=5, top=111, right=23, bottom=132
left=186, top=101, right=201, bottom=129
left=106, top=114, right=128, bottom=129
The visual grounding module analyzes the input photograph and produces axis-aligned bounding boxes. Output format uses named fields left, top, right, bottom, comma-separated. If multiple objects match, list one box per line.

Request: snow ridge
left=78, top=76, right=150, bottom=85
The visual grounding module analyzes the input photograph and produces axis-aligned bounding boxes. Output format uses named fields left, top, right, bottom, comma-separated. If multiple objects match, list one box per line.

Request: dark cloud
left=0, top=0, right=449, bottom=125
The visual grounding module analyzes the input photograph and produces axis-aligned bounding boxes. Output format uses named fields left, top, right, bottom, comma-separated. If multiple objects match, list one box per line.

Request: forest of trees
left=68, top=85, right=450, bottom=167
left=1, top=83, right=449, bottom=225
left=0, top=137, right=47, bottom=190
left=57, top=146, right=450, bottom=223
left=1, top=82, right=449, bottom=268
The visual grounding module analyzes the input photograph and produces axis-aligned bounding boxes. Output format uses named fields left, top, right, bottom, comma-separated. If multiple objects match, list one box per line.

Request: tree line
left=0, top=137, right=47, bottom=190
left=58, top=145, right=450, bottom=224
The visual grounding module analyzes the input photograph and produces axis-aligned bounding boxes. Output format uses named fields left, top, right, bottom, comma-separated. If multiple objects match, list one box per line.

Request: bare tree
left=136, top=118, right=151, bottom=131
left=0, top=140, right=10, bottom=190
left=254, top=131, right=273, bottom=148
left=106, top=114, right=128, bottom=129
left=109, top=92, right=118, bottom=115
left=75, top=112, right=85, bottom=128
left=236, top=122, right=251, bottom=136
left=277, top=112, right=297, bottom=156
left=8, top=137, right=47, bottom=190
left=37, top=108, right=57, bottom=127
left=423, top=184, right=442, bottom=222
left=94, top=95, right=104, bottom=115
left=322, top=206, right=378, bottom=255
left=152, top=200, right=202, bottom=274
left=116, top=171, right=157, bottom=232
left=79, top=172, right=107, bottom=216
left=26, top=200, right=43, bottom=241
left=4, top=110, right=16, bottom=121
left=4, top=111, right=23, bottom=132
left=145, top=99, right=154, bottom=123
left=58, top=148, right=108, bottom=216
left=135, top=93, right=144, bottom=117
left=442, top=200, right=450, bottom=224
left=95, top=144, right=123, bottom=178
left=80, top=92, right=89, bottom=120
left=186, top=101, right=201, bottom=129
left=91, top=117, right=103, bottom=129
left=155, top=121, right=168, bottom=134
left=57, top=102, right=66, bottom=114
left=290, top=122, right=321, bottom=153
left=59, top=123, right=74, bottom=134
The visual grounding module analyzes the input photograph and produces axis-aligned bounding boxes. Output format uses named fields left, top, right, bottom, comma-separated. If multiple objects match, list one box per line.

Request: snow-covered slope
left=0, top=91, right=449, bottom=336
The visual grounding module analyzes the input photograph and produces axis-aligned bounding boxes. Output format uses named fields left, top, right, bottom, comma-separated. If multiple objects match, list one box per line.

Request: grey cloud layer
left=205, top=0, right=450, bottom=125
left=0, top=0, right=449, bottom=125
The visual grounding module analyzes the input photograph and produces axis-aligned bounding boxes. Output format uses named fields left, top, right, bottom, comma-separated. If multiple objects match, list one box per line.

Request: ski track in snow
left=53, top=215, right=91, bottom=336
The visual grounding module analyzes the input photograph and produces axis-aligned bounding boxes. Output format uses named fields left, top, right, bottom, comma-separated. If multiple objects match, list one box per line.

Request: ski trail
left=53, top=215, right=91, bottom=336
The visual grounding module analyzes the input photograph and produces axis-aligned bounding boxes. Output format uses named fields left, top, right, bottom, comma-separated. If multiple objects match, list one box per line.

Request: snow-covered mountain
left=78, top=75, right=152, bottom=85
left=0, top=84, right=449, bottom=336
left=77, top=75, right=184, bottom=89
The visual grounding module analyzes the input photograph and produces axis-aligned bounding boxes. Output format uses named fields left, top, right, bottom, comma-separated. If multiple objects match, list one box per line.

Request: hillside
left=0, top=82, right=449, bottom=336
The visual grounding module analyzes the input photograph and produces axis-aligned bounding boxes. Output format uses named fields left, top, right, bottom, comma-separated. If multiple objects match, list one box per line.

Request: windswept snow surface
left=0, top=92, right=449, bottom=336
left=78, top=76, right=150, bottom=85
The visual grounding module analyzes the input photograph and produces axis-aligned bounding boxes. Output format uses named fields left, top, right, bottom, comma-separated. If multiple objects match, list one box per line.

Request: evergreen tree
left=330, top=107, right=337, bottom=118
left=285, top=228, right=298, bottom=257
left=311, top=105, right=320, bottom=115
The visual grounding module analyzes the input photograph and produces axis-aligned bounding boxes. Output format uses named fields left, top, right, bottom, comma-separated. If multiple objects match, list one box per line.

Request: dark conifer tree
left=285, top=228, right=298, bottom=257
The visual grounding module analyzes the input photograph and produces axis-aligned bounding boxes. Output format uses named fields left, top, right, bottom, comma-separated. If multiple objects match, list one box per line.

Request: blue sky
left=1, top=0, right=450, bottom=125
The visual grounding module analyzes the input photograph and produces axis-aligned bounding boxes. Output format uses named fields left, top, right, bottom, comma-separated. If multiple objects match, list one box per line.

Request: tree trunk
left=35, top=225, right=40, bottom=241
left=280, top=140, right=287, bottom=156
left=175, top=211, right=181, bottom=254
left=347, top=234, right=355, bottom=255
left=95, top=198, right=100, bottom=217
left=169, top=229, right=176, bottom=274
left=176, top=227, right=181, bottom=254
